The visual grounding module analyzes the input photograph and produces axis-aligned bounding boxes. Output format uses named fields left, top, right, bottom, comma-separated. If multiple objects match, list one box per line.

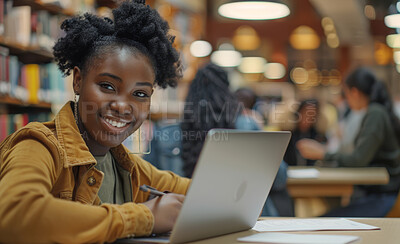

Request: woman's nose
left=110, top=101, right=133, bottom=115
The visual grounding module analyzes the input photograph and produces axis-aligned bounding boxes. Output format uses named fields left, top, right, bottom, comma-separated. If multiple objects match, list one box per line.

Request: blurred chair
left=386, top=190, right=400, bottom=217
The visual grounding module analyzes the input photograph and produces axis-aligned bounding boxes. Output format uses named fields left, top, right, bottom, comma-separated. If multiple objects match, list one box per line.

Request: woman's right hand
left=142, top=193, right=185, bottom=234
left=296, top=138, right=326, bottom=160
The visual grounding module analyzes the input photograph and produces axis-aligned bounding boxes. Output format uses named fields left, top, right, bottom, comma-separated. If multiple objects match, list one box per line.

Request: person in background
left=284, top=99, right=327, bottom=166
left=234, top=87, right=294, bottom=217
left=324, top=91, right=366, bottom=156
left=0, top=1, right=190, bottom=243
left=297, top=67, right=400, bottom=217
left=143, top=121, right=185, bottom=176
left=234, top=87, right=265, bottom=130
left=334, top=105, right=366, bottom=155
left=180, top=62, right=239, bottom=178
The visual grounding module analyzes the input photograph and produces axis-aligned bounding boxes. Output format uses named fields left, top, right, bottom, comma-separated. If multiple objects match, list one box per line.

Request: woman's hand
left=142, top=193, right=185, bottom=234
left=296, top=138, right=326, bottom=160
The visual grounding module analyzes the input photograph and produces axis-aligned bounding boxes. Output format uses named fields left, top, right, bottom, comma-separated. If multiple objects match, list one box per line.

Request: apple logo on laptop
left=234, top=181, right=247, bottom=202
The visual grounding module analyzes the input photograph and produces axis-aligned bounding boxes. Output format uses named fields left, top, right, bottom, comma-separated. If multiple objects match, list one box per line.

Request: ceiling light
left=384, top=14, right=400, bottom=28
left=393, top=51, right=400, bottom=64
left=211, top=50, right=242, bottom=67
left=218, top=0, right=290, bottom=20
left=290, top=67, right=308, bottom=84
left=387, top=34, right=400, bottom=48
left=321, top=17, right=334, bottom=27
left=327, top=33, right=340, bottom=48
left=232, top=25, right=261, bottom=50
left=238, top=57, right=267, bottom=73
left=374, top=42, right=392, bottom=65
left=289, top=25, right=320, bottom=50
left=264, top=63, right=286, bottom=79
left=364, top=5, right=376, bottom=20
left=190, top=40, right=212, bottom=57
left=211, top=43, right=242, bottom=67
left=385, top=2, right=400, bottom=28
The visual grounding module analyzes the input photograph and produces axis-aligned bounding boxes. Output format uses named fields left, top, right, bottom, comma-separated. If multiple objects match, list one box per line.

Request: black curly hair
left=180, top=63, right=241, bottom=177
left=53, top=0, right=182, bottom=88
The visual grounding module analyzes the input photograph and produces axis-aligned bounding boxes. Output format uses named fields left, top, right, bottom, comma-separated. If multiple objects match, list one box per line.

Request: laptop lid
left=169, top=129, right=291, bottom=243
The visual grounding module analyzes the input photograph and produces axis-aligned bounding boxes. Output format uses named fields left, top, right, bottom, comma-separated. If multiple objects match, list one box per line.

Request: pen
left=139, top=184, right=166, bottom=197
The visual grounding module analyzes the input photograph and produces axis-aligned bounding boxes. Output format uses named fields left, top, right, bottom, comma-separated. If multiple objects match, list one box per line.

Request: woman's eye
left=133, top=91, right=150, bottom=98
left=99, top=83, right=115, bottom=91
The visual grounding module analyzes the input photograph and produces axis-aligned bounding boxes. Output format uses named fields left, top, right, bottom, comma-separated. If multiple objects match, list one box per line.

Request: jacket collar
left=54, top=102, right=136, bottom=172
left=54, top=102, right=96, bottom=168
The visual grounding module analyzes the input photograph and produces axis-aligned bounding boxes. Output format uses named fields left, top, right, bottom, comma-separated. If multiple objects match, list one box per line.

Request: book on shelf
left=5, top=5, right=31, bottom=46
left=0, top=45, right=9, bottom=95
left=18, top=63, right=28, bottom=102
left=31, top=10, right=63, bottom=51
left=0, top=0, right=4, bottom=36
left=8, top=55, right=18, bottom=98
left=0, top=112, right=52, bottom=142
left=25, top=64, right=40, bottom=104
left=0, top=49, right=69, bottom=106
left=1, top=0, right=64, bottom=50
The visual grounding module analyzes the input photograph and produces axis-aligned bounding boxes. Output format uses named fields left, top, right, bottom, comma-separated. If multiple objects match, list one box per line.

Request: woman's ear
left=73, top=66, right=82, bottom=95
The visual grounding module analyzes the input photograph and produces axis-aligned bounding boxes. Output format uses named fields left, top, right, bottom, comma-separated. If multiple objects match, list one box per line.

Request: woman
left=180, top=63, right=239, bottom=178
left=297, top=67, right=400, bottom=217
left=284, top=99, right=327, bottom=166
left=0, top=1, right=190, bottom=243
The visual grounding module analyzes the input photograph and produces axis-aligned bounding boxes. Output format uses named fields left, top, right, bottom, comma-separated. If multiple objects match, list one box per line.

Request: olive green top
left=94, top=152, right=125, bottom=204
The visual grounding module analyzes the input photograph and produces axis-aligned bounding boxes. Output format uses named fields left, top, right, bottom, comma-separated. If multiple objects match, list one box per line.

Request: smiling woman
left=73, top=48, right=155, bottom=153
left=0, top=1, right=191, bottom=243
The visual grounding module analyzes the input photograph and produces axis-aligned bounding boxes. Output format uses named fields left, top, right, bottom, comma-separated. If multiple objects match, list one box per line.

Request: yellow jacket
left=0, top=102, right=190, bottom=243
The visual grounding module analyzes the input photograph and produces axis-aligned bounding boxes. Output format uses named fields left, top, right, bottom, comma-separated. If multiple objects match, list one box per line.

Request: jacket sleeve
left=132, top=155, right=191, bottom=195
left=323, top=109, right=384, bottom=167
left=0, top=138, right=153, bottom=244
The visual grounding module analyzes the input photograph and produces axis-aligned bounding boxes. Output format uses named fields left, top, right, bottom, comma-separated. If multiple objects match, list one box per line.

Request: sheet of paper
left=252, top=218, right=380, bottom=232
left=237, top=233, right=360, bottom=244
left=287, top=168, right=320, bottom=178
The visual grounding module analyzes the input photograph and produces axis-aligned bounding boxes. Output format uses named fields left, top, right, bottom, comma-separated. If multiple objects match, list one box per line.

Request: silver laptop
left=122, top=129, right=291, bottom=243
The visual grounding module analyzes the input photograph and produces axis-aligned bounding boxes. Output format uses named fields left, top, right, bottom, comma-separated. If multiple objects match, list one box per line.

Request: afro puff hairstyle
left=53, top=0, right=182, bottom=88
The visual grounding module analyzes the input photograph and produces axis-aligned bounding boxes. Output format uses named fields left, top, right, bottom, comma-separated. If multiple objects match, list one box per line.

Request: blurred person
left=180, top=63, right=240, bottom=178
left=335, top=109, right=366, bottom=155
left=234, top=87, right=265, bottom=130
left=325, top=92, right=366, bottom=155
left=284, top=99, right=327, bottom=166
left=143, top=121, right=185, bottom=176
left=144, top=63, right=239, bottom=178
left=235, top=87, right=294, bottom=217
left=297, top=67, right=400, bottom=217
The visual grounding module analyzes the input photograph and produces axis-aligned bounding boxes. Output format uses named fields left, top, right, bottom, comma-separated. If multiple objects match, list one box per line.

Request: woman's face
left=343, top=85, right=360, bottom=110
left=298, top=104, right=317, bottom=131
left=74, top=47, right=155, bottom=149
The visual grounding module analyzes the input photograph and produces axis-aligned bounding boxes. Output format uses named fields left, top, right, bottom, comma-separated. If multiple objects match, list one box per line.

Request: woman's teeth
left=105, top=118, right=127, bottom=128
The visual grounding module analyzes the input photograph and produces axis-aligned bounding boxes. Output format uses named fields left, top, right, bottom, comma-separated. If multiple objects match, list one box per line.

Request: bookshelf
left=0, top=36, right=53, bottom=63
left=0, top=96, right=51, bottom=113
left=0, top=0, right=96, bottom=141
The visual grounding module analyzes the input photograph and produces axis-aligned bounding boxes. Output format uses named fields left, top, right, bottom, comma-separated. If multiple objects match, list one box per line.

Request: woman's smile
left=99, top=114, right=133, bottom=134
